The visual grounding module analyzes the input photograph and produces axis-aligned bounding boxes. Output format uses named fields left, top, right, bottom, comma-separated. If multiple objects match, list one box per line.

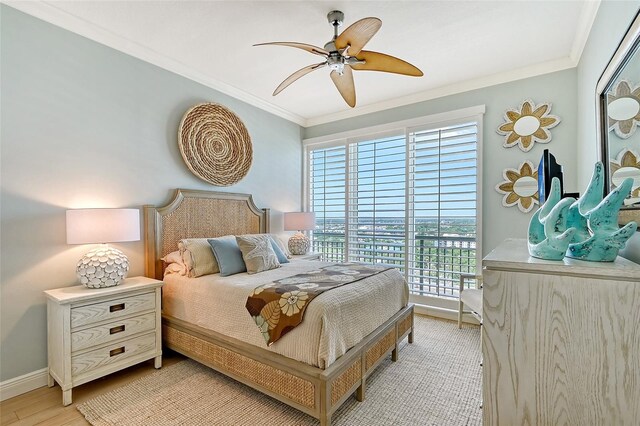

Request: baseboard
left=0, top=368, right=48, bottom=401
left=414, top=303, right=481, bottom=326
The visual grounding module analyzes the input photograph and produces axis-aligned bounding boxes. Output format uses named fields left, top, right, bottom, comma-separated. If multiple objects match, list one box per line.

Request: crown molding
left=4, top=0, right=601, bottom=129
left=305, top=1, right=600, bottom=127
left=570, top=0, right=601, bottom=64
left=2, top=1, right=307, bottom=126
left=305, top=56, right=576, bottom=127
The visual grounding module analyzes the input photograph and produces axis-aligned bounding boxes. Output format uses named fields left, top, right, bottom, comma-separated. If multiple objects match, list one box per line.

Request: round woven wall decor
left=178, top=103, right=253, bottom=186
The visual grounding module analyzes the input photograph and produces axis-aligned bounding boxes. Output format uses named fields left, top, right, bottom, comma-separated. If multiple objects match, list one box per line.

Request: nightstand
left=292, top=252, right=323, bottom=261
left=45, top=276, right=163, bottom=405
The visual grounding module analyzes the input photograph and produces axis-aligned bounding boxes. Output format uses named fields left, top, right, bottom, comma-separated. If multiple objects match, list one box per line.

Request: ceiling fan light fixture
left=255, top=10, right=423, bottom=108
left=327, top=55, right=345, bottom=75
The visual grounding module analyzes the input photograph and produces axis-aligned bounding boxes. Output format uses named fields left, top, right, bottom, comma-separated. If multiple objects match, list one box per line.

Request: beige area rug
left=77, top=316, right=481, bottom=426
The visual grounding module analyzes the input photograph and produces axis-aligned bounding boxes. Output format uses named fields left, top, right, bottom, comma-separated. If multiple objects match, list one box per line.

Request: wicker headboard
left=143, top=189, right=270, bottom=279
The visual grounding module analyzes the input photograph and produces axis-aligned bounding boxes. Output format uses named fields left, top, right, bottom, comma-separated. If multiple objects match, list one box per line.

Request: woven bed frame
left=143, top=189, right=414, bottom=426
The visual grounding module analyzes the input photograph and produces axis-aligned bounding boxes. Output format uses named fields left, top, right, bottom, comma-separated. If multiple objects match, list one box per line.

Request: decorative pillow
left=269, top=236, right=289, bottom=264
left=179, top=248, right=194, bottom=275
left=236, top=234, right=280, bottom=274
left=208, top=237, right=247, bottom=277
left=178, top=238, right=222, bottom=277
left=270, top=233, right=292, bottom=259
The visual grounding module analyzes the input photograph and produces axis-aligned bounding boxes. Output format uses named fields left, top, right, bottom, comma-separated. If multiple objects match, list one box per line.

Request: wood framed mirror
left=597, top=10, right=640, bottom=227
left=495, top=160, right=540, bottom=213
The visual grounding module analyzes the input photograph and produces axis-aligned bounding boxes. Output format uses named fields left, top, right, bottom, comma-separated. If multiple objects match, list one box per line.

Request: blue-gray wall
left=576, top=1, right=640, bottom=262
left=3, top=1, right=640, bottom=385
left=305, top=69, right=579, bottom=258
left=0, top=6, right=302, bottom=381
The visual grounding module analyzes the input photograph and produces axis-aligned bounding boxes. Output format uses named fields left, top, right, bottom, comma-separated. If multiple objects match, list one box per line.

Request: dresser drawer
left=71, top=332, right=156, bottom=376
left=71, top=292, right=155, bottom=328
left=71, top=312, right=156, bottom=352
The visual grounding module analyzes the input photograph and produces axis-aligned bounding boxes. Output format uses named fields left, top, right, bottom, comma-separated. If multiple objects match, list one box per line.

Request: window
left=348, top=134, right=406, bottom=269
left=305, top=107, right=483, bottom=300
left=407, top=123, right=479, bottom=297
left=309, top=145, right=346, bottom=262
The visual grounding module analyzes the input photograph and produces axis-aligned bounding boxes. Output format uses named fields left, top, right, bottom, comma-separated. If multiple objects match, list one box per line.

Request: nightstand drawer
left=71, top=332, right=156, bottom=376
left=71, top=312, right=156, bottom=352
left=71, top=291, right=155, bottom=328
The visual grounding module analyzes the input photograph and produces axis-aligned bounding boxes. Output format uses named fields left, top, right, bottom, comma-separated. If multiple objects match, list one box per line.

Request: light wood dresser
left=482, top=239, right=640, bottom=425
left=45, top=276, right=163, bottom=405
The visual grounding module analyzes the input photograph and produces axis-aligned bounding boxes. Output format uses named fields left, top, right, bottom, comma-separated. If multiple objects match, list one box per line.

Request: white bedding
left=162, top=259, right=409, bottom=368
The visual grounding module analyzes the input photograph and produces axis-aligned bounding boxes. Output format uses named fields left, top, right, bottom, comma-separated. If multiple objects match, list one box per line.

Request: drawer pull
left=109, top=303, right=125, bottom=313
left=109, top=325, right=125, bottom=335
left=109, top=347, right=125, bottom=357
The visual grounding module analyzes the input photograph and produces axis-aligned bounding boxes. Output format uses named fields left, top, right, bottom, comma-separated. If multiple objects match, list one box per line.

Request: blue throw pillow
left=207, top=237, right=247, bottom=276
left=270, top=236, right=290, bottom=264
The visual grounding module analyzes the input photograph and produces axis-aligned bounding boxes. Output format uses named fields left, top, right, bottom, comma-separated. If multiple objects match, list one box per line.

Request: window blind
left=309, top=146, right=347, bottom=262
left=347, top=134, right=406, bottom=268
left=307, top=118, right=480, bottom=299
left=407, top=122, right=478, bottom=297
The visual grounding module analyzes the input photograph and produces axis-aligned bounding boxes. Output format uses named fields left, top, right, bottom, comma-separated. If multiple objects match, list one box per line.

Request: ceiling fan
left=255, top=10, right=423, bottom=108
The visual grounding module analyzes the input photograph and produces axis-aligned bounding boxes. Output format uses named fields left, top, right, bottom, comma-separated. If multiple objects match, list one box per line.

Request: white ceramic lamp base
left=76, top=245, right=129, bottom=288
left=288, top=232, right=310, bottom=255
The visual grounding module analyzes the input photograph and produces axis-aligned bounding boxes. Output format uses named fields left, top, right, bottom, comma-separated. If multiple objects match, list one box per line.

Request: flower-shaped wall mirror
left=495, top=160, right=539, bottom=213
left=597, top=10, right=640, bottom=226
left=610, top=148, right=640, bottom=205
left=497, top=99, right=560, bottom=152
left=607, top=80, right=640, bottom=139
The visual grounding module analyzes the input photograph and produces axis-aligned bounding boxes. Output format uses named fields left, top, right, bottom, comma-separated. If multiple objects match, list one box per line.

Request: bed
left=143, top=189, right=414, bottom=426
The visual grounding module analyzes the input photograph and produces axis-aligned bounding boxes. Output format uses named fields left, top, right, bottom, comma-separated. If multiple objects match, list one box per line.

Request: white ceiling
left=7, top=1, right=600, bottom=126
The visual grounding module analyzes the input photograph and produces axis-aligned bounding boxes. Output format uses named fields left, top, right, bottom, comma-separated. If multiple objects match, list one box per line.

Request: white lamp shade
left=284, top=212, right=316, bottom=231
left=66, top=209, right=140, bottom=244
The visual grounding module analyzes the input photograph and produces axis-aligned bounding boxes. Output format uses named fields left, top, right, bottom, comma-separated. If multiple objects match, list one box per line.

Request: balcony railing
left=311, top=232, right=477, bottom=298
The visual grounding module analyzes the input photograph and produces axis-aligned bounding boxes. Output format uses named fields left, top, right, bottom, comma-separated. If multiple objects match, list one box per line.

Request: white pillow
left=162, top=250, right=183, bottom=265
left=164, top=262, right=188, bottom=276
left=162, top=250, right=187, bottom=276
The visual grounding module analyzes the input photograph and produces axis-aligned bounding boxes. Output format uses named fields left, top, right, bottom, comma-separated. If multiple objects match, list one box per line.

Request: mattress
left=162, top=259, right=409, bottom=368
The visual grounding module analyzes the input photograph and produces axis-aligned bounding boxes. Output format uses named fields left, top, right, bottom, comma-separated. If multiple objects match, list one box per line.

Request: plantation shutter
left=306, top=114, right=480, bottom=299
left=407, top=122, right=479, bottom=297
left=347, top=134, right=407, bottom=268
left=308, top=145, right=347, bottom=262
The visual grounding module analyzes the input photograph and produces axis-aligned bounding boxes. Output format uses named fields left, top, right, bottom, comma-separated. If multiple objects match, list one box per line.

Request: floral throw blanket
left=245, top=263, right=390, bottom=346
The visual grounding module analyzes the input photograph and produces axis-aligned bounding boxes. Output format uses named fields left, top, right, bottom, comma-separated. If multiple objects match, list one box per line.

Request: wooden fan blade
left=351, top=50, right=423, bottom=76
left=273, top=62, right=327, bottom=96
left=335, top=17, right=382, bottom=56
left=254, top=42, right=329, bottom=57
left=330, top=66, right=356, bottom=108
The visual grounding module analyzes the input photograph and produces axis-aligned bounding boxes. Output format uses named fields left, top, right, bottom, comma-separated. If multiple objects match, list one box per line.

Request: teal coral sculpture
left=528, top=178, right=577, bottom=260
left=565, top=162, right=637, bottom=262
left=528, top=162, right=637, bottom=261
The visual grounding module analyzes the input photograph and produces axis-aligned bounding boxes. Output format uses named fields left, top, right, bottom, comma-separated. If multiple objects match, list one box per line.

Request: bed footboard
left=162, top=304, right=414, bottom=426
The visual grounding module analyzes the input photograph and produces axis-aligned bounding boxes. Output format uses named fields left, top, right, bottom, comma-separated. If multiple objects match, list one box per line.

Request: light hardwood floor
left=0, top=352, right=185, bottom=426
left=1, top=313, right=455, bottom=426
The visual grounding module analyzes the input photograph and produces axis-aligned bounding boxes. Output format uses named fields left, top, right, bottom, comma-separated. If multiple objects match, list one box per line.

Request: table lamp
left=66, top=208, right=140, bottom=288
left=283, top=212, right=315, bottom=255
